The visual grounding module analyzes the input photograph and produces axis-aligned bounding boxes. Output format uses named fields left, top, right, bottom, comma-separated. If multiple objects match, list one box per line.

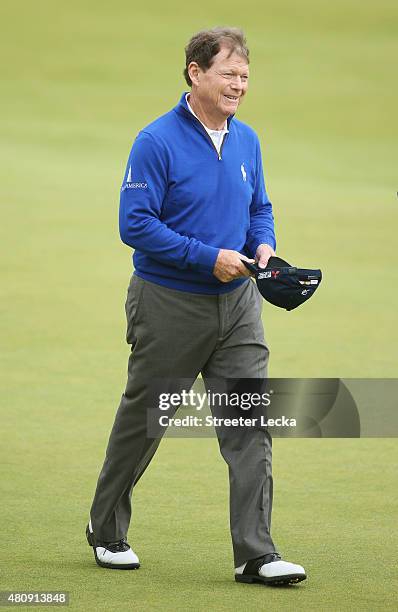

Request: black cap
left=242, top=256, right=322, bottom=311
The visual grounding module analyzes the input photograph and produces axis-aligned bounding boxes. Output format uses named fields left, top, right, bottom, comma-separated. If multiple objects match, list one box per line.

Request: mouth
left=223, top=94, right=239, bottom=102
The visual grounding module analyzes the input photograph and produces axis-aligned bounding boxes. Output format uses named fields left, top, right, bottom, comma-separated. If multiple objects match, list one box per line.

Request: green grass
left=2, top=429, right=397, bottom=610
left=1, top=0, right=397, bottom=610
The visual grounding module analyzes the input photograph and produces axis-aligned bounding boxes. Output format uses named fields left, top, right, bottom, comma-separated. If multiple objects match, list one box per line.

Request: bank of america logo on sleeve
left=121, top=165, right=148, bottom=191
left=241, top=163, right=247, bottom=182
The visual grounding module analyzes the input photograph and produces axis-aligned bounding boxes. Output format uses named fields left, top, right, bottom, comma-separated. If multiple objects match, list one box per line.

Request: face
left=189, top=45, right=249, bottom=120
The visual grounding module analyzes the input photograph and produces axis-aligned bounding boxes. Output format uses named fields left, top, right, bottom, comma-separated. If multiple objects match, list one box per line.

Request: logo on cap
left=258, top=271, right=272, bottom=280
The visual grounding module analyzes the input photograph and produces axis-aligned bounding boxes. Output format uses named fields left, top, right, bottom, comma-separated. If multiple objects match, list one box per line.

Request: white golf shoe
left=235, top=552, right=306, bottom=585
left=86, top=520, right=140, bottom=570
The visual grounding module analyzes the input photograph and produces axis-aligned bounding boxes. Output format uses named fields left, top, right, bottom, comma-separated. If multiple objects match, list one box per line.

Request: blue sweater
left=119, top=92, right=276, bottom=294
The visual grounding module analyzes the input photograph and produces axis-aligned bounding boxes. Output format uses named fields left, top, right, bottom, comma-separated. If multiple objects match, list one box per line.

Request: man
left=86, top=27, right=306, bottom=586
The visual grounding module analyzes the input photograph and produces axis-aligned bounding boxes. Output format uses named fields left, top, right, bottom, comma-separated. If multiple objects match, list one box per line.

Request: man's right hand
left=213, top=249, right=255, bottom=283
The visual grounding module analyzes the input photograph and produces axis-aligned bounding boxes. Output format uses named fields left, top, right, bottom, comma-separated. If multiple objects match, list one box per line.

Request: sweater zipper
left=181, top=106, right=229, bottom=160
left=203, top=130, right=228, bottom=160
left=219, top=133, right=227, bottom=160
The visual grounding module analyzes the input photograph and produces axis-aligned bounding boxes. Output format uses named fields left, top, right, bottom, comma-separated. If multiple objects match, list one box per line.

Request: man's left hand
left=256, top=244, right=276, bottom=269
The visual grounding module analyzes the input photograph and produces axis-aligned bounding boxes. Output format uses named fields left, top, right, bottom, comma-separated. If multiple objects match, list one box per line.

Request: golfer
left=86, top=26, right=306, bottom=586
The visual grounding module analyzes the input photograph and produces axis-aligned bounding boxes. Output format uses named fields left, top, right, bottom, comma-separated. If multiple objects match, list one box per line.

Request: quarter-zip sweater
left=119, top=92, right=276, bottom=294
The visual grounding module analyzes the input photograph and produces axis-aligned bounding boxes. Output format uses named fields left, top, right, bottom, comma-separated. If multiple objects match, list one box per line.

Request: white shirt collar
left=185, top=93, right=229, bottom=136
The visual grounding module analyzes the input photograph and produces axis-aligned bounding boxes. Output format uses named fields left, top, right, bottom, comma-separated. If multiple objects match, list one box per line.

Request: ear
left=188, top=62, right=201, bottom=86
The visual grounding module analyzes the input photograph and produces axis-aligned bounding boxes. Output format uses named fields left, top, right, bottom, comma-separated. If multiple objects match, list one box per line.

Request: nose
left=230, top=75, right=243, bottom=89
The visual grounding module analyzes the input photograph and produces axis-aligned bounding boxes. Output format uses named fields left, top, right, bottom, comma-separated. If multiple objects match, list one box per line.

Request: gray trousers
left=90, top=275, right=276, bottom=567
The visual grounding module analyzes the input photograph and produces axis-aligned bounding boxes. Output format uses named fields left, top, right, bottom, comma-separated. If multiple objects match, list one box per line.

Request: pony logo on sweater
left=240, top=163, right=247, bottom=182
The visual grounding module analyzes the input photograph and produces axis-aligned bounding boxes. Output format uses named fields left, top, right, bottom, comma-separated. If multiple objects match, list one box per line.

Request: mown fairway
left=1, top=1, right=397, bottom=610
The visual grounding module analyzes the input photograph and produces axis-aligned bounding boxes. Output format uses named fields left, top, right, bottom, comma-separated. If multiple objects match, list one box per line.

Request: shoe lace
left=243, top=552, right=282, bottom=576
left=104, top=538, right=130, bottom=553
